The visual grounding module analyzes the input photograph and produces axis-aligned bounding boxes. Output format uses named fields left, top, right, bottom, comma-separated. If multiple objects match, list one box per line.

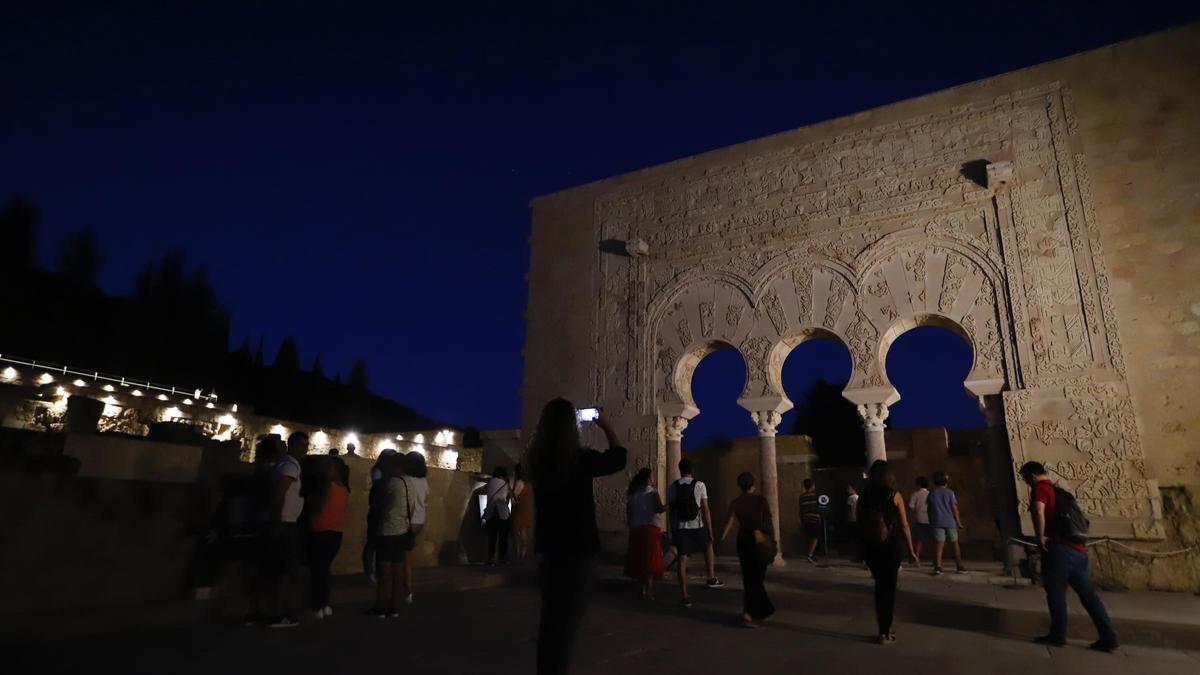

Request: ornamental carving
left=579, top=81, right=1155, bottom=540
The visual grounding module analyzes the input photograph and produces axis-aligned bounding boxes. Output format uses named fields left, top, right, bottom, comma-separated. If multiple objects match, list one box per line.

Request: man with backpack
left=1019, top=462, right=1118, bottom=653
left=667, top=459, right=723, bottom=607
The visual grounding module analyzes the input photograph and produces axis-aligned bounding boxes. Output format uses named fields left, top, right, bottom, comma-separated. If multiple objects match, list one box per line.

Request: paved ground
left=9, top=558, right=1200, bottom=674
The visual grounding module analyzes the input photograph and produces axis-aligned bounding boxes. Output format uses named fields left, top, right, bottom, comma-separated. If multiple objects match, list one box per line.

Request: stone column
left=664, top=416, right=689, bottom=483
left=750, top=409, right=785, bottom=564
left=857, top=402, right=889, bottom=465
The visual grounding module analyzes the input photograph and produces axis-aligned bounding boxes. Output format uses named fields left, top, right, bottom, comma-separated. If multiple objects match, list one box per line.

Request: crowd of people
left=206, top=431, right=431, bottom=628
left=207, top=400, right=1118, bottom=672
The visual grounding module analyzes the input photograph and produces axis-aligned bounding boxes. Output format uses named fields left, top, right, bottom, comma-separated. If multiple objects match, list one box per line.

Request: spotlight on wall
left=73, top=379, right=87, bottom=387
left=1, top=367, right=17, bottom=382
left=37, top=373, right=54, bottom=385
left=132, top=390, right=144, bottom=397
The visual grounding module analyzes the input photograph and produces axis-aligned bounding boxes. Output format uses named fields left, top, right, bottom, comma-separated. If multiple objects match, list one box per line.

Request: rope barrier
left=1007, top=537, right=1195, bottom=559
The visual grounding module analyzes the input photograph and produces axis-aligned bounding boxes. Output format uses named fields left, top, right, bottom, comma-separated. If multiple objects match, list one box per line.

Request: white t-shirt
left=405, top=476, right=430, bottom=526
left=627, top=485, right=662, bottom=529
left=846, top=493, right=860, bottom=523
left=667, top=476, right=707, bottom=530
left=272, top=455, right=304, bottom=523
left=909, top=487, right=930, bottom=525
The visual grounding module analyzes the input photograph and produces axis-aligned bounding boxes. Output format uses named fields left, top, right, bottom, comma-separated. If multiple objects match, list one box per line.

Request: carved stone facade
left=526, top=28, right=1200, bottom=548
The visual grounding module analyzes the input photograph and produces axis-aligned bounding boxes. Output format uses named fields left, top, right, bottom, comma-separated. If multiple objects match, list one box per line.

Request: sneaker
left=1088, top=640, right=1119, bottom=653
left=404, top=594, right=413, bottom=605
left=681, top=598, right=693, bottom=608
left=956, top=566, right=969, bottom=575
left=267, top=615, right=300, bottom=629
left=1034, top=635, right=1066, bottom=648
left=323, top=605, right=334, bottom=617
left=706, top=578, right=724, bottom=588
left=806, top=555, right=816, bottom=564
left=933, top=566, right=944, bottom=576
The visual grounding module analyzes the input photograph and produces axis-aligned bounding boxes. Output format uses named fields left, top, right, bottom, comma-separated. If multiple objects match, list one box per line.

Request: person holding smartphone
left=527, top=399, right=627, bottom=675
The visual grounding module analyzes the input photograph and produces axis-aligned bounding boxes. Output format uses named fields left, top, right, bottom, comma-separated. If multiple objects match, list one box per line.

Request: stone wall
left=523, top=25, right=1200, bottom=588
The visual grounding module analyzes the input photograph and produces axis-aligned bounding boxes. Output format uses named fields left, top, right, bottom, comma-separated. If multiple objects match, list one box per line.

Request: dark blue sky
left=3, top=3, right=1197, bottom=431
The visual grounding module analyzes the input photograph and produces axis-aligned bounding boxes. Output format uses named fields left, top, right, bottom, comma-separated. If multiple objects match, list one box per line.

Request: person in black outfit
left=857, top=460, right=917, bottom=645
left=527, top=398, right=627, bottom=675
left=718, top=471, right=775, bottom=627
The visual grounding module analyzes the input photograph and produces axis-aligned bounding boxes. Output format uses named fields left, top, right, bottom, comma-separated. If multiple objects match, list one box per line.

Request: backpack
left=1052, top=486, right=1090, bottom=544
left=859, top=490, right=896, bottom=544
left=673, top=480, right=700, bottom=522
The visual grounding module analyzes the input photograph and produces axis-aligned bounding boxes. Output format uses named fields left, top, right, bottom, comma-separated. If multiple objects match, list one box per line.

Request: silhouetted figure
left=798, top=478, right=821, bottom=562
left=402, top=451, right=430, bottom=604
left=844, top=483, right=860, bottom=562
left=718, top=471, right=776, bottom=627
left=907, top=476, right=931, bottom=566
left=528, top=399, right=626, bottom=675
left=858, top=460, right=917, bottom=645
left=306, top=455, right=348, bottom=619
left=363, top=449, right=398, bottom=584
left=255, top=432, right=307, bottom=628
left=372, top=452, right=415, bottom=617
left=668, top=458, right=723, bottom=607
left=624, top=468, right=665, bottom=601
left=928, top=472, right=967, bottom=575
left=483, top=466, right=513, bottom=565
left=1020, top=462, right=1118, bottom=653
left=512, top=463, right=535, bottom=561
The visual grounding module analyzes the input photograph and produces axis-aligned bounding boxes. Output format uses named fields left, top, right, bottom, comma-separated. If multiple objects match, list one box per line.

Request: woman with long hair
left=718, top=472, right=775, bottom=627
left=363, top=448, right=398, bottom=585
left=401, top=451, right=429, bottom=604
left=511, top=463, right=535, bottom=561
left=371, top=452, right=414, bottom=618
left=527, top=399, right=627, bottom=675
left=857, top=460, right=917, bottom=645
left=625, top=468, right=665, bottom=601
left=306, top=455, right=348, bottom=619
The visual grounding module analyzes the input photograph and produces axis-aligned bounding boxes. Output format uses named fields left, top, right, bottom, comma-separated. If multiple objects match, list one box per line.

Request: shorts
left=914, top=523, right=933, bottom=543
left=802, top=519, right=822, bottom=540
left=932, top=526, right=958, bottom=543
left=262, top=523, right=301, bottom=578
left=672, top=527, right=712, bottom=556
left=377, top=534, right=411, bottom=563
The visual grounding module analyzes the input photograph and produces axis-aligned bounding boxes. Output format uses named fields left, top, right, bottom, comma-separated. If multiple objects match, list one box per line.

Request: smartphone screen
left=577, top=407, right=601, bottom=423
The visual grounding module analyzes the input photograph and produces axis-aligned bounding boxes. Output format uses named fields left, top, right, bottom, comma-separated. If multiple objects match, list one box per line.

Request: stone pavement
left=9, top=558, right=1200, bottom=675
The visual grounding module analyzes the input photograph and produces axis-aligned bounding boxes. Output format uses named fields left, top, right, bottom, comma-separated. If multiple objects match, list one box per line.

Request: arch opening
left=678, top=346, right=750, bottom=452
left=777, top=335, right=861, bottom=466
left=883, top=324, right=983, bottom=429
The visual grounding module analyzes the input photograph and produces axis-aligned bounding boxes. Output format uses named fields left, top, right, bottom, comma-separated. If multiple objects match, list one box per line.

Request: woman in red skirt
left=625, top=468, right=666, bottom=601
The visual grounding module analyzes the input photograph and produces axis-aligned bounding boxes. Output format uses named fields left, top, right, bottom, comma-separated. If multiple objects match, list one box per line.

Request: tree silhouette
left=0, top=196, right=38, bottom=271
left=274, top=336, right=301, bottom=371
left=311, top=354, right=325, bottom=378
left=254, top=336, right=265, bottom=365
left=348, top=359, right=369, bottom=391
left=54, top=228, right=102, bottom=286
left=791, top=378, right=867, bottom=466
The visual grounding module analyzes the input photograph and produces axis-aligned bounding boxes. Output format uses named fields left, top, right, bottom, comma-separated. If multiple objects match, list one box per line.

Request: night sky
left=4, top=3, right=1198, bottom=435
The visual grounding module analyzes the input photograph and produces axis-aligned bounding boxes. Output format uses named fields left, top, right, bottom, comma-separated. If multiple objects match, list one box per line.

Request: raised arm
left=582, top=414, right=628, bottom=477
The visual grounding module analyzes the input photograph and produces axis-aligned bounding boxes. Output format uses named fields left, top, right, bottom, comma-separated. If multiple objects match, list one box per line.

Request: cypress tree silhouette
left=274, top=336, right=301, bottom=371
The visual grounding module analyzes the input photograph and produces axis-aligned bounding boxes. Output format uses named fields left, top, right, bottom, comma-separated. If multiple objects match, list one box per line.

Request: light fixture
left=132, top=390, right=144, bottom=397
left=205, top=402, right=214, bottom=409
left=73, top=379, right=87, bottom=387
left=156, top=394, right=169, bottom=401
left=396, top=434, right=405, bottom=441
left=1, top=367, right=17, bottom=382
left=102, top=384, right=115, bottom=392
left=270, top=424, right=288, bottom=437
left=37, top=373, right=54, bottom=385
left=231, top=404, right=238, bottom=413
left=183, top=398, right=194, bottom=405
left=414, top=433, right=425, bottom=444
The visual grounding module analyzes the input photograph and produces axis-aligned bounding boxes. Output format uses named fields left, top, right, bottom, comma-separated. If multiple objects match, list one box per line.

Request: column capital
left=750, top=409, right=783, bottom=438
left=664, top=415, right=689, bottom=442
left=856, top=401, right=890, bottom=431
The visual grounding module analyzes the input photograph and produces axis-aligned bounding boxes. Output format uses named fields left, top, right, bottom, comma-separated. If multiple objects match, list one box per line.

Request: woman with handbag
left=401, top=451, right=430, bottom=605
left=857, top=460, right=917, bottom=645
left=371, top=452, right=415, bottom=618
left=719, top=471, right=775, bottom=628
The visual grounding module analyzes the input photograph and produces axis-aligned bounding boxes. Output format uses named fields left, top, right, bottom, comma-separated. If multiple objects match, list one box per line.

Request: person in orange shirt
left=307, top=456, right=349, bottom=619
